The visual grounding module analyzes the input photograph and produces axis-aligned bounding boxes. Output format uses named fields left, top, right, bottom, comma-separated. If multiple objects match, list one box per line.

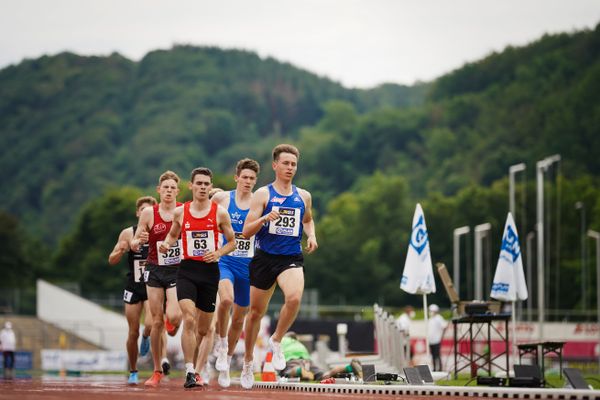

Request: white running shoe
left=201, top=365, right=210, bottom=385
left=269, top=336, right=286, bottom=370
left=215, top=345, right=229, bottom=371
left=240, top=361, right=254, bottom=389
left=218, top=368, right=231, bottom=388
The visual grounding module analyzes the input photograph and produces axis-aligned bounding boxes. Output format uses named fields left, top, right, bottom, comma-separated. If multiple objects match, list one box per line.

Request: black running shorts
left=249, top=249, right=304, bottom=290
left=176, top=259, right=219, bottom=312
left=123, top=280, right=148, bottom=304
left=145, top=263, right=178, bottom=289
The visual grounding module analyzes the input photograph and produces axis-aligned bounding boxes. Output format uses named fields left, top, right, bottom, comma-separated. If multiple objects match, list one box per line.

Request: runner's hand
left=158, top=241, right=170, bottom=254
left=203, top=250, right=220, bottom=263
left=138, top=231, right=149, bottom=244
left=262, top=210, right=280, bottom=223
left=305, top=235, right=318, bottom=254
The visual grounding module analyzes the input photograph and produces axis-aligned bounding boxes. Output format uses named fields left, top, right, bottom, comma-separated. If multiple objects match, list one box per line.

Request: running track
left=1, top=375, right=599, bottom=400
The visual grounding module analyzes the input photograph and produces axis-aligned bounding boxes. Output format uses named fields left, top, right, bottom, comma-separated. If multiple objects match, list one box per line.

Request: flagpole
left=423, top=293, right=430, bottom=365
left=512, top=301, right=517, bottom=372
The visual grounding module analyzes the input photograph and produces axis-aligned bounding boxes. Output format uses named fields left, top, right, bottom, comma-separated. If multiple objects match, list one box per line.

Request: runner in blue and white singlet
left=239, top=144, right=318, bottom=390
left=255, top=184, right=305, bottom=256
left=211, top=158, right=261, bottom=388
left=220, top=190, right=254, bottom=304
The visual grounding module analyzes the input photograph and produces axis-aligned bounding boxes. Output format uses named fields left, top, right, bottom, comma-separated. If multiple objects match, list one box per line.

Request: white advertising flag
left=490, top=212, right=528, bottom=301
left=400, top=203, right=436, bottom=295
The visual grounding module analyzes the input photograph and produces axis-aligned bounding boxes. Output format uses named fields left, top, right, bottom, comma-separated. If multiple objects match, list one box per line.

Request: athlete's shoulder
left=211, top=190, right=229, bottom=206
left=174, top=203, right=185, bottom=214
left=253, top=186, right=270, bottom=198
left=139, top=206, right=154, bottom=225
left=119, top=226, right=134, bottom=240
left=296, top=187, right=312, bottom=201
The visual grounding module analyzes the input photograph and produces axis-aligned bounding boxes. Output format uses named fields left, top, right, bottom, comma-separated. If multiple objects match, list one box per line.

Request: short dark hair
left=273, top=144, right=299, bottom=161
left=236, top=158, right=260, bottom=176
left=190, top=167, right=213, bottom=182
left=136, top=196, right=157, bottom=210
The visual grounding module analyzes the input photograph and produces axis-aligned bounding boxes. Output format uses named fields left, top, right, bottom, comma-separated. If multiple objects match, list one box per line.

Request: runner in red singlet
left=160, top=167, right=236, bottom=388
left=131, top=170, right=183, bottom=387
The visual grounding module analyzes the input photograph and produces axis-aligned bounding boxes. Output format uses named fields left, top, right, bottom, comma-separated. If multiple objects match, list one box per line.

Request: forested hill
left=0, top=46, right=427, bottom=241
left=3, top=24, right=600, bottom=308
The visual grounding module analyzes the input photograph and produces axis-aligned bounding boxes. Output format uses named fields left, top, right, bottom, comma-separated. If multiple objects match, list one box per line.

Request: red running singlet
left=147, top=203, right=183, bottom=266
left=181, top=201, right=219, bottom=262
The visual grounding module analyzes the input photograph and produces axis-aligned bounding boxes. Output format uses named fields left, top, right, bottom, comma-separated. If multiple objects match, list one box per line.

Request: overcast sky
left=1, top=1, right=599, bottom=88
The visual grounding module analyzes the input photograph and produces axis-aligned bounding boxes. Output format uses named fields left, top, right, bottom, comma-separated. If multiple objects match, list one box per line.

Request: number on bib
left=186, top=230, right=215, bottom=258
left=268, top=206, right=301, bottom=237
left=231, top=232, right=255, bottom=258
left=157, top=240, right=182, bottom=266
left=133, top=259, right=147, bottom=283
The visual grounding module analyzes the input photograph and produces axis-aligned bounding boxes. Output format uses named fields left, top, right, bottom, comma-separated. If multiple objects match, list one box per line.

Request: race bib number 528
left=157, top=240, right=182, bottom=265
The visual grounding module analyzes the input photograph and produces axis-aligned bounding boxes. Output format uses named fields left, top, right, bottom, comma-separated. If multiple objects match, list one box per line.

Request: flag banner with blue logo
left=400, top=203, right=436, bottom=295
left=490, top=212, right=528, bottom=301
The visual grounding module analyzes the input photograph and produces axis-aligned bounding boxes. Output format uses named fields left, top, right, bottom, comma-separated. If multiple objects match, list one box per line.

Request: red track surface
left=0, top=375, right=482, bottom=400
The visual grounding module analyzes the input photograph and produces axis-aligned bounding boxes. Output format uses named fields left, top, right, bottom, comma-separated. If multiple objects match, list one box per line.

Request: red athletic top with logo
left=147, top=203, right=182, bottom=266
left=181, top=201, right=220, bottom=262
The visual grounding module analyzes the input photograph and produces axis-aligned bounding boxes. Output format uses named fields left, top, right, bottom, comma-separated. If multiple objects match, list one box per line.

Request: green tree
left=53, top=186, right=146, bottom=294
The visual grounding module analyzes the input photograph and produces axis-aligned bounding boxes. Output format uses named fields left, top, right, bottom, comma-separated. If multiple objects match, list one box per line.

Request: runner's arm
left=300, top=189, right=318, bottom=254
left=203, top=206, right=235, bottom=263
left=131, top=207, right=152, bottom=252
left=159, top=206, right=183, bottom=253
left=108, top=227, right=132, bottom=265
left=242, top=187, right=275, bottom=238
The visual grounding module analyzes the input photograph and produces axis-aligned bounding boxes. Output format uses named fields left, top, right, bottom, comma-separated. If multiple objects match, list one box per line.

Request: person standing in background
left=0, top=321, right=16, bottom=379
left=427, top=304, right=447, bottom=371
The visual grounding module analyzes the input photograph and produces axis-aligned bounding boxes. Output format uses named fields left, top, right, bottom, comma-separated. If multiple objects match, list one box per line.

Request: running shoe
left=144, top=370, right=162, bottom=387
left=194, top=372, right=205, bottom=386
left=240, top=361, right=254, bottom=389
left=215, top=345, right=229, bottom=371
left=165, top=318, right=179, bottom=336
left=139, top=335, right=150, bottom=357
left=184, top=372, right=197, bottom=388
left=127, top=371, right=139, bottom=385
left=162, top=360, right=171, bottom=376
left=200, top=367, right=210, bottom=386
left=320, top=377, right=336, bottom=384
left=218, top=368, right=230, bottom=388
left=268, top=337, right=286, bottom=370
left=350, top=358, right=363, bottom=380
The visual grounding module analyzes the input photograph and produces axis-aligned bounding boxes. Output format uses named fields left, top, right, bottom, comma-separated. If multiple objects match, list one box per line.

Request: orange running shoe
left=145, top=370, right=163, bottom=387
left=165, top=318, right=179, bottom=336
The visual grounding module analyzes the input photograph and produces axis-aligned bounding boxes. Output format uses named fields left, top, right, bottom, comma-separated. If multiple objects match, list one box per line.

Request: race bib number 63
left=186, top=230, right=216, bottom=257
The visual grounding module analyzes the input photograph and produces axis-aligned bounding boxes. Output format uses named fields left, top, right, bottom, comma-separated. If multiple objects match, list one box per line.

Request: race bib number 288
left=231, top=232, right=254, bottom=258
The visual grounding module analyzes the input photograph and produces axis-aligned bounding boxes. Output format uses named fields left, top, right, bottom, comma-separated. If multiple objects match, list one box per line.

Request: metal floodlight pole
left=587, top=229, right=600, bottom=373
left=526, top=231, right=535, bottom=322
left=474, top=223, right=492, bottom=300
left=453, top=226, right=470, bottom=298
left=509, top=163, right=526, bottom=217
left=536, top=154, right=560, bottom=341
left=576, top=202, right=587, bottom=312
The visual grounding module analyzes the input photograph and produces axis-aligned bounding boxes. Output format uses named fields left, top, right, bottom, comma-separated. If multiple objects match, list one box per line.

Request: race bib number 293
left=268, top=206, right=301, bottom=237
